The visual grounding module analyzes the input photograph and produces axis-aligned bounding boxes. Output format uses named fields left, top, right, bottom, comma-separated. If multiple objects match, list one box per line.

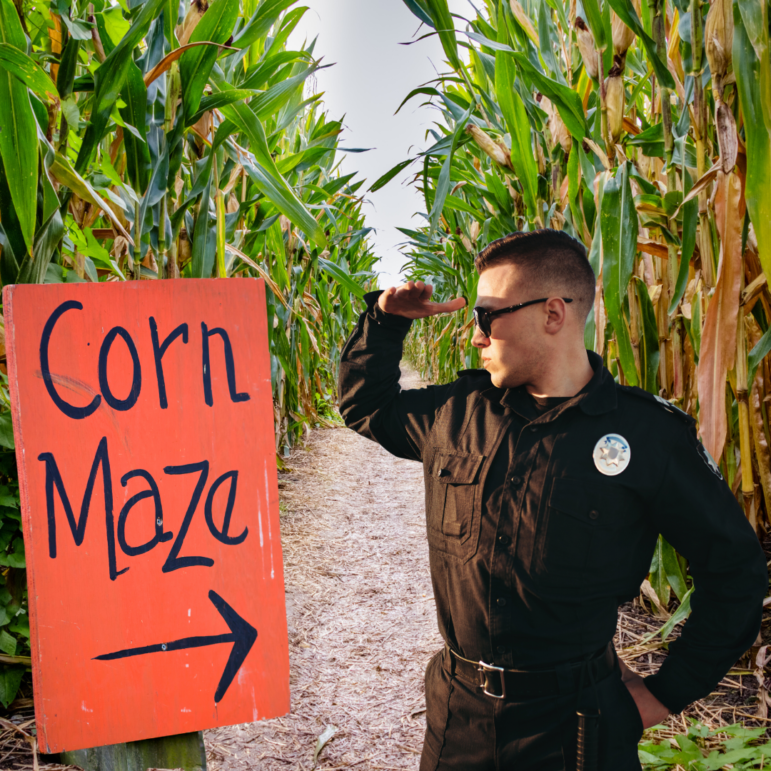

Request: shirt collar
left=481, top=349, right=617, bottom=420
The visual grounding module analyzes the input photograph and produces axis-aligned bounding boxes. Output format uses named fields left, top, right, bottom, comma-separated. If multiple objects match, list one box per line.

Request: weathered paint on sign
left=3, top=279, right=289, bottom=753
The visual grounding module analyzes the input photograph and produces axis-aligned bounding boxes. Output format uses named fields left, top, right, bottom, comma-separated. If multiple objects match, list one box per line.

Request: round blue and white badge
left=593, top=434, right=631, bottom=476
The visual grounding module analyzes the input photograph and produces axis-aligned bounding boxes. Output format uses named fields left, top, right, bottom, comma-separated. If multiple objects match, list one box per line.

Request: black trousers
left=419, top=646, right=644, bottom=771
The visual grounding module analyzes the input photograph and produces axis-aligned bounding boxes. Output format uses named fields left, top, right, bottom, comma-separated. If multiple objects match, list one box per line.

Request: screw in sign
left=3, top=279, right=289, bottom=753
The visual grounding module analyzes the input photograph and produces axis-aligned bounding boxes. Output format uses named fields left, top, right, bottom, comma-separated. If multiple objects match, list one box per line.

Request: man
left=337, top=229, right=768, bottom=770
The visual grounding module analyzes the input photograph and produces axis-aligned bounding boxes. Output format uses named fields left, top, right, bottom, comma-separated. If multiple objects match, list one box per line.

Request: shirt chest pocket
left=430, top=452, right=485, bottom=539
left=540, top=477, right=599, bottom=574
left=537, top=476, right=645, bottom=580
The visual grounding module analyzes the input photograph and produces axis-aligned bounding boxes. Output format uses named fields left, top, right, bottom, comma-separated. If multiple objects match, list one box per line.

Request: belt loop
left=608, top=641, right=618, bottom=671
left=555, top=661, right=574, bottom=696
left=444, top=642, right=455, bottom=677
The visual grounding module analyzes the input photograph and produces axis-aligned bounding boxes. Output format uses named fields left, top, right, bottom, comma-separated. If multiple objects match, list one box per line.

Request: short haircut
left=475, top=229, right=596, bottom=322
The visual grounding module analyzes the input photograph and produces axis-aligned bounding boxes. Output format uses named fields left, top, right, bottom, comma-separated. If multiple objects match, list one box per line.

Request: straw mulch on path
left=4, top=366, right=770, bottom=769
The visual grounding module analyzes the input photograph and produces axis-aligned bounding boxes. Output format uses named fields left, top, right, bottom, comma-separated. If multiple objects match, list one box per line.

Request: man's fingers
left=430, top=296, right=467, bottom=314
left=403, top=280, right=432, bottom=299
left=380, top=282, right=463, bottom=318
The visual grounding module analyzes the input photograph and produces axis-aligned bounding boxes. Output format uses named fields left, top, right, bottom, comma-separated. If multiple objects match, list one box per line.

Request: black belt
left=443, top=641, right=616, bottom=700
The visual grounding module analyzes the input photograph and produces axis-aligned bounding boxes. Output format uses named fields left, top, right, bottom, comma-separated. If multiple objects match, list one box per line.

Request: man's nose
left=471, top=327, right=489, bottom=348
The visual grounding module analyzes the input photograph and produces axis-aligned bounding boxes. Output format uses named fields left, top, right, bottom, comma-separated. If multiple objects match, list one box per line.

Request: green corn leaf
left=428, top=103, right=474, bottom=236
left=495, top=50, right=538, bottom=220
left=180, top=0, right=240, bottom=124
left=76, top=0, right=167, bottom=173
left=567, top=144, right=585, bottom=237
left=634, top=278, right=660, bottom=394
left=318, top=257, right=366, bottom=299
left=537, top=0, right=566, bottom=84
left=401, top=0, right=434, bottom=28
left=91, top=0, right=167, bottom=119
left=395, top=86, right=442, bottom=114
left=238, top=50, right=311, bottom=90
left=661, top=535, right=689, bottom=602
left=120, top=62, right=151, bottom=196
left=735, top=0, right=771, bottom=130
left=0, top=413, right=13, bottom=451
left=263, top=6, right=306, bottom=60
left=641, top=586, right=693, bottom=643
left=580, top=0, right=606, bottom=51
left=689, top=289, right=701, bottom=360
left=444, top=194, right=481, bottom=217
left=748, top=324, right=771, bottom=390
left=734, top=6, right=771, bottom=280
left=216, top=91, right=326, bottom=247
left=0, top=0, right=38, bottom=255
left=216, top=187, right=226, bottom=278
left=601, top=161, right=639, bottom=386
left=232, top=0, right=297, bottom=49
left=96, top=7, right=130, bottom=55
left=56, top=37, right=80, bottom=99
left=188, top=88, right=262, bottom=125
left=16, top=208, right=63, bottom=284
left=424, top=0, right=461, bottom=70
left=190, top=155, right=215, bottom=279
left=0, top=153, right=24, bottom=280
left=464, top=29, right=515, bottom=53
left=509, top=52, right=587, bottom=140
left=250, top=63, right=319, bottom=121
left=0, top=43, right=59, bottom=104
left=369, top=159, right=414, bottom=192
left=649, top=534, right=670, bottom=608
left=47, top=149, right=132, bottom=243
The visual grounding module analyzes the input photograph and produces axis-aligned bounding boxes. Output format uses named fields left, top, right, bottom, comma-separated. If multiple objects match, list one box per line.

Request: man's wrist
left=364, top=290, right=413, bottom=331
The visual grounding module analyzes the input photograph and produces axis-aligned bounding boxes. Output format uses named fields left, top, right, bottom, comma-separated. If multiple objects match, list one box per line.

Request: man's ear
left=543, top=298, right=568, bottom=335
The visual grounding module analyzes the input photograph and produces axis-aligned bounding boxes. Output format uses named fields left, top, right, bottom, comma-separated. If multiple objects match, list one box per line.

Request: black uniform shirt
left=338, top=290, right=768, bottom=715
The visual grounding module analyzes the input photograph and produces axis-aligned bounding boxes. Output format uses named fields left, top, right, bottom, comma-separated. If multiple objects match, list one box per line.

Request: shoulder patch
left=618, top=385, right=696, bottom=426
left=694, top=441, right=724, bottom=479
left=619, top=386, right=722, bottom=478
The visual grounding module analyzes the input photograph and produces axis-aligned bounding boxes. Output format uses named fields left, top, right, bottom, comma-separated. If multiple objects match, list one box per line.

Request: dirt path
left=205, top=367, right=442, bottom=771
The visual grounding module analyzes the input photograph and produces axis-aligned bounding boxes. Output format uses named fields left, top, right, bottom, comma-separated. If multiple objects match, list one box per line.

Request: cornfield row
left=388, top=0, right=771, bottom=616
left=0, top=0, right=377, bottom=705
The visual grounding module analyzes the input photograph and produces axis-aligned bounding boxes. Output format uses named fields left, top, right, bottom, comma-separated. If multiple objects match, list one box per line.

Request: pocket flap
left=549, top=477, right=589, bottom=516
left=434, top=452, right=484, bottom=484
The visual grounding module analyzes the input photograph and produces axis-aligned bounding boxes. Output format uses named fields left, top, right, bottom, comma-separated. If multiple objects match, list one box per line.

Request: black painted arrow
left=94, top=590, right=257, bottom=703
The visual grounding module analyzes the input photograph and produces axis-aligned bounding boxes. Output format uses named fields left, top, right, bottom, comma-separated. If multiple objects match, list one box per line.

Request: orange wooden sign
left=3, top=279, right=289, bottom=753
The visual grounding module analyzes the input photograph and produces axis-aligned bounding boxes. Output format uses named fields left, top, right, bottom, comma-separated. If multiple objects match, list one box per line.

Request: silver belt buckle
left=477, top=660, right=506, bottom=699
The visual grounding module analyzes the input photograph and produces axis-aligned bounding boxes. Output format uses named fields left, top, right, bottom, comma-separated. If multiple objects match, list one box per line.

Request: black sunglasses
left=472, top=298, right=573, bottom=338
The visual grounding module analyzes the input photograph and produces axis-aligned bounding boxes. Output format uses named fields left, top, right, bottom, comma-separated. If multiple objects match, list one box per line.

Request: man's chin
left=488, top=371, right=506, bottom=389
left=488, top=370, right=521, bottom=390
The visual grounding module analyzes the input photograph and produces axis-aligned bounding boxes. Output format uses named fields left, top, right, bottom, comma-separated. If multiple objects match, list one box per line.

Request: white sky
left=289, top=0, right=472, bottom=290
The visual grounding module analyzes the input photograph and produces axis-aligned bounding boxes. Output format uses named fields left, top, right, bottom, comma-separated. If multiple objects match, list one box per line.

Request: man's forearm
left=337, top=290, right=419, bottom=459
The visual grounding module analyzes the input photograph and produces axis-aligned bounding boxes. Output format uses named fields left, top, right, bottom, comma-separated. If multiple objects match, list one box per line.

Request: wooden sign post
left=3, top=279, right=289, bottom=760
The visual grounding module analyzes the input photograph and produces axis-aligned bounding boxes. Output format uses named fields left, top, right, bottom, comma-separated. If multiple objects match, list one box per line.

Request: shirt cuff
left=363, top=290, right=414, bottom=332
left=643, top=657, right=702, bottom=715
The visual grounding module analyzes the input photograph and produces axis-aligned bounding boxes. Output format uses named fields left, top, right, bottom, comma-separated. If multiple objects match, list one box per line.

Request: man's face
left=471, top=264, right=549, bottom=389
